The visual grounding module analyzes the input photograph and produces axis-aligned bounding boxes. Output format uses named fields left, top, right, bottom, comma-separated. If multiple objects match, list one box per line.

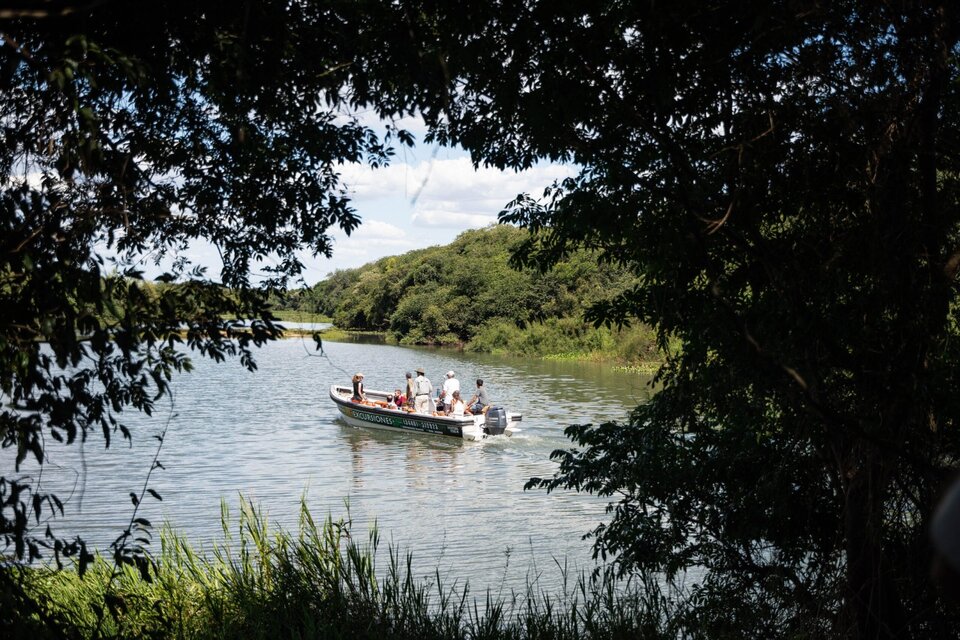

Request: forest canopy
left=288, top=225, right=661, bottom=362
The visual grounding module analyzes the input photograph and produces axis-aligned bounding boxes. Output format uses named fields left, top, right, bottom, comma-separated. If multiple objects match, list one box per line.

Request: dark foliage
left=376, top=2, right=960, bottom=637
left=5, top=1, right=960, bottom=638
left=0, top=1, right=404, bottom=574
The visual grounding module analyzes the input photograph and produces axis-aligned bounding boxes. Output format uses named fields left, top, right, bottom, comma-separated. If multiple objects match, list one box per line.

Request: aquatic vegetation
left=5, top=498, right=679, bottom=640
left=611, top=363, right=662, bottom=375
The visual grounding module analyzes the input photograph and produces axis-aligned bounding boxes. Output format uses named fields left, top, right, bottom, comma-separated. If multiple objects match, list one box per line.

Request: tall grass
left=5, top=498, right=681, bottom=639
left=467, top=318, right=670, bottom=367
left=270, top=310, right=332, bottom=324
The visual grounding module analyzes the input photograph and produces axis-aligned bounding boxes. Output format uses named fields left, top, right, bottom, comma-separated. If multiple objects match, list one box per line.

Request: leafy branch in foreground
left=0, top=2, right=408, bottom=568
left=450, top=2, right=960, bottom=637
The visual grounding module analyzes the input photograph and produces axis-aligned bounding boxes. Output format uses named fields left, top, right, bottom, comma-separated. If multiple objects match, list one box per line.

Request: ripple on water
left=16, top=339, right=653, bottom=594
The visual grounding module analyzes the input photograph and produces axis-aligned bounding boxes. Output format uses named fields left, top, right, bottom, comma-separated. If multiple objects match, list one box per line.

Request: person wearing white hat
left=932, top=477, right=960, bottom=601
left=440, top=370, right=460, bottom=412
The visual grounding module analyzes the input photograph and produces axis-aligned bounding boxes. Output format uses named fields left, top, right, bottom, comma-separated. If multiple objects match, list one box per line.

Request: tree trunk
left=843, top=442, right=904, bottom=639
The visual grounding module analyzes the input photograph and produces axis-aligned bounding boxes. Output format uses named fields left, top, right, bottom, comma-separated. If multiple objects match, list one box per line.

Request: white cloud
left=337, top=218, right=406, bottom=240
left=411, top=209, right=496, bottom=228
left=330, top=218, right=416, bottom=260
left=339, top=157, right=575, bottom=231
left=7, top=171, right=49, bottom=189
left=88, top=140, right=576, bottom=281
left=320, top=156, right=575, bottom=275
left=333, top=107, right=431, bottom=146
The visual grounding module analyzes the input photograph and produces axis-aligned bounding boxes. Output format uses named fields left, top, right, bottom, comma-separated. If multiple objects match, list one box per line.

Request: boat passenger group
left=350, top=367, right=490, bottom=417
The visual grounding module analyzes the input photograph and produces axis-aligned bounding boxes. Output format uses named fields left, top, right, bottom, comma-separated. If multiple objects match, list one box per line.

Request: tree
left=6, top=2, right=960, bottom=638
left=0, top=0, right=406, bottom=573
left=307, top=225, right=639, bottom=350
left=351, top=1, right=960, bottom=637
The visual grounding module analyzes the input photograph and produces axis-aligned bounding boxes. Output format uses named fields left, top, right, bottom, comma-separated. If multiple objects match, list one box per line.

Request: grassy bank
left=296, top=321, right=668, bottom=372
left=5, top=499, right=678, bottom=640
left=271, top=310, right=332, bottom=323
left=465, top=318, right=671, bottom=369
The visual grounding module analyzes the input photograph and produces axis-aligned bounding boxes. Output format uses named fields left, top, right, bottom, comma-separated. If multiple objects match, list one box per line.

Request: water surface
left=18, top=338, right=655, bottom=594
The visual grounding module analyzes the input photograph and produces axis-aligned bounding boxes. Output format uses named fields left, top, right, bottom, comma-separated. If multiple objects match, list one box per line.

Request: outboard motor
left=484, top=407, right=508, bottom=436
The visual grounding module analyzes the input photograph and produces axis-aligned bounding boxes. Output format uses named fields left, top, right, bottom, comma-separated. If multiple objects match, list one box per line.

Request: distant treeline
left=278, top=225, right=665, bottom=363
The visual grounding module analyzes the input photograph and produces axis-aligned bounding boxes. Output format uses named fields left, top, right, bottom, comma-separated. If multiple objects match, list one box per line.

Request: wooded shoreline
left=280, top=324, right=666, bottom=373
left=274, top=226, right=672, bottom=367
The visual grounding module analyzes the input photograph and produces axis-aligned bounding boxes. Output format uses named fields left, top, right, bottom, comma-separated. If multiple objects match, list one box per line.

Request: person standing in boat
left=404, top=371, right=416, bottom=409
left=413, top=367, right=433, bottom=414
left=440, top=370, right=460, bottom=411
left=351, top=372, right=366, bottom=402
left=467, top=379, right=489, bottom=414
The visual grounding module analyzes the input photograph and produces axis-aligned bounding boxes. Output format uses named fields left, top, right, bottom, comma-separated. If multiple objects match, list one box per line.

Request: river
left=17, top=334, right=655, bottom=595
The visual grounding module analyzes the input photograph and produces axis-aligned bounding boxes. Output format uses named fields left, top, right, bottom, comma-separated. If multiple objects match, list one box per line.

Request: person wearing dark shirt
left=351, top=372, right=365, bottom=402
left=468, top=379, right=489, bottom=413
left=404, top=371, right=416, bottom=408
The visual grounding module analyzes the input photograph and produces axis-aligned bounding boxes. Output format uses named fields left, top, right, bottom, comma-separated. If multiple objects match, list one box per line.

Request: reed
left=7, top=498, right=679, bottom=639
left=540, top=351, right=607, bottom=362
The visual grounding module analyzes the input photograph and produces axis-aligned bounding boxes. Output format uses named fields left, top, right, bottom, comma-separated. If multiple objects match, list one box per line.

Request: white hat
left=446, top=370, right=455, bottom=377
left=933, top=478, right=960, bottom=572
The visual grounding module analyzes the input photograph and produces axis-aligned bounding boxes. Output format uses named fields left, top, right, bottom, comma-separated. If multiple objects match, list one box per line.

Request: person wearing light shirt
left=440, top=370, right=460, bottom=410
left=447, top=390, right=466, bottom=417
left=413, top=367, right=433, bottom=414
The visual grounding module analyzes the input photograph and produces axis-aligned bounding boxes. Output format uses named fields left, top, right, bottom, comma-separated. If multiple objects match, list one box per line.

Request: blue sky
left=296, top=114, right=574, bottom=285
left=103, top=114, right=575, bottom=286
left=319, top=155, right=572, bottom=279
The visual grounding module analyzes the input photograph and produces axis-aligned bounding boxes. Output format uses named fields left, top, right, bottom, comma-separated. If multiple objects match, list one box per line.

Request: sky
left=110, top=114, right=576, bottom=287
left=292, top=112, right=574, bottom=285
left=316, top=148, right=573, bottom=282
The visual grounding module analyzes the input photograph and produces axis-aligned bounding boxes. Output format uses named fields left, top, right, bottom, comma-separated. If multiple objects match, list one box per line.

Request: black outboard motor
left=484, top=407, right=508, bottom=436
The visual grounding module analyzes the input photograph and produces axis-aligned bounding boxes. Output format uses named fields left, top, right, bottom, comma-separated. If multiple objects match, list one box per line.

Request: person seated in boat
left=386, top=394, right=397, bottom=410
left=467, top=379, right=490, bottom=414
left=445, top=390, right=466, bottom=417
left=351, top=373, right=366, bottom=402
left=393, top=388, right=406, bottom=408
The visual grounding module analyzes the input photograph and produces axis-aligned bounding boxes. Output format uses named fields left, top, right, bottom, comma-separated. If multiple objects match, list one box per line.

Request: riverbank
left=6, top=500, right=675, bottom=639
left=302, top=321, right=669, bottom=373
left=270, top=310, right=332, bottom=324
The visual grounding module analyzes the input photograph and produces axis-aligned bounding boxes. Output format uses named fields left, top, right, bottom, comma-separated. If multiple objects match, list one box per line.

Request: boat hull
left=329, top=385, right=518, bottom=440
